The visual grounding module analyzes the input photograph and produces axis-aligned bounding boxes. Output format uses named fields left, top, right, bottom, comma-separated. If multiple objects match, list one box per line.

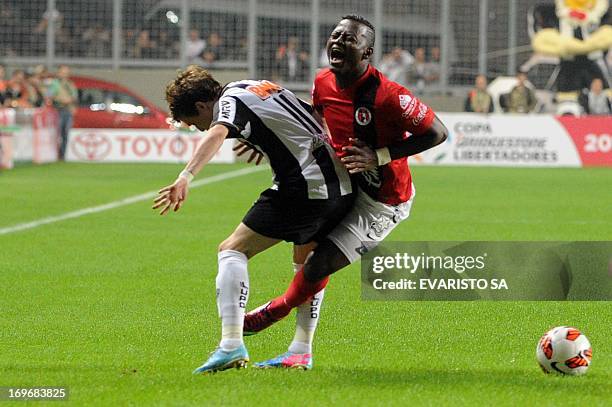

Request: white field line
left=0, top=165, right=268, bottom=236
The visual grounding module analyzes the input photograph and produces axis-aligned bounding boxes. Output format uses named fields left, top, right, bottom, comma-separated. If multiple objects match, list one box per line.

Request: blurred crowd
left=2, top=1, right=609, bottom=116
left=465, top=72, right=537, bottom=114
left=0, top=5, right=245, bottom=65
left=0, top=64, right=52, bottom=108
left=375, top=43, right=610, bottom=116
left=0, top=64, right=77, bottom=160
left=184, top=30, right=247, bottom=66
left=465, top=72, right=611, bottom=115
left=379, top=46, right=441, bottom=94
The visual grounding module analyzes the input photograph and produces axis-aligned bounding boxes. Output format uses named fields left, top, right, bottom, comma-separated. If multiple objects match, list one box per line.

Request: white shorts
left=327, top=185, right=415, bottom=264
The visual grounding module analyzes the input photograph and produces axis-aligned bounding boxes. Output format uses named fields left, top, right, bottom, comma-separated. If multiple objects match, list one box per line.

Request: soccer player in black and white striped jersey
left=153, top=66, right=355, bottom=374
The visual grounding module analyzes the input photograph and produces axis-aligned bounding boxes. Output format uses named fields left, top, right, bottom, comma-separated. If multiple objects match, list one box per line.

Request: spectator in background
left=47, top=65, right=77, bottom=161
left=408, top=48, right=438, bottom=94
left=428, top=46, right=441, bottom=84
left=134, top=30, right=156, bottom=59
left=82, top=24, right=110, bottom=58
left=230, top=37, right=248, bottom=61
left=379, top=47, right=413, bottom=86
left=202, top=32, right=225, bottom=65
left=123, top=29, right=138, bottom=58
left=580, top=78, right=611, bottom=115
left=24, top=70, right=44, bottom=107
left=28, top=65, right=50, bottom=107
left=6, top=69, right=30, bottom=108
left=0, top=6, right=18, bottom=57
left=186, top=29, right=206, bottom=62
left=34, top=64, right=53, bottom=90
left=431, top=46, right=441, bottom=64
left=274, top=36, right=309, bottom=82
left=0, top=65, right=8, bottom=106
left=155, top=31, right=178, bottom=59
left=34, top=8, right=63, bottom=55
left=465, top=74, right=494, bottom=113
left=507, top=71, right=537, bottom=113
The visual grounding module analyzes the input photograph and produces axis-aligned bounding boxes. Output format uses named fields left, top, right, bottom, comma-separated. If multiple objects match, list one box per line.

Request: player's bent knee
left=303, top=255, right=332, bottom=282
left=302, top=239, right=350, bottom=282
left=303, top=264, right=326, bottom=282
left=218, top=237, right=247, bottom=257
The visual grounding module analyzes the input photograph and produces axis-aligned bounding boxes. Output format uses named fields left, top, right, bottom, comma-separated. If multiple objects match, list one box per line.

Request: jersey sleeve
left=210, top=95, right=250, bottom=139
left=384, top=84, right=435, bottom=136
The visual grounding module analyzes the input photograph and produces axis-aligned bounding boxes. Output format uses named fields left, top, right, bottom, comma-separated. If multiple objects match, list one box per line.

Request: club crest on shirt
left=355, top=107, right=372, bottom=126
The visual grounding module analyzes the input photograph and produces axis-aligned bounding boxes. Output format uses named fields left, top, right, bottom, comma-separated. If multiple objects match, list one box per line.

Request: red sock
left=268, top=268, right=329, bottom=319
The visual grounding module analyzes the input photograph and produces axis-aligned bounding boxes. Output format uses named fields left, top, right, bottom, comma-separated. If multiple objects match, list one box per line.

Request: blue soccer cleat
left=254, top=351, right=312, bottom=370
left=192, top=344, right=249, bottom=374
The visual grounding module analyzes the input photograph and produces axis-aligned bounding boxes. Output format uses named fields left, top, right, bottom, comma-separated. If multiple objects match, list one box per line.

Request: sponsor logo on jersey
left=247, top=80, right=283, bottom=100
left=219, top=98, right=235, bottom=122
left=399, top=94, right=412, bottom=109
left=355, top=107, right=372, bottom=126
left=412, top=103, right=429, bottom=126
left=400, top=95, right=418, bottom=118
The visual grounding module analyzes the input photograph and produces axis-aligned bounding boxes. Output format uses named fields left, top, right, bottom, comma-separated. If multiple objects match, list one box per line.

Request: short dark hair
left=165, top=65, right=222, bottom=120
left=341, top=14, right=375, bottom=47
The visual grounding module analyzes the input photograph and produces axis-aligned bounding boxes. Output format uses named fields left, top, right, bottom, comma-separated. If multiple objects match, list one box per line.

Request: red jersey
left=312, top=65, right=435, bottom=205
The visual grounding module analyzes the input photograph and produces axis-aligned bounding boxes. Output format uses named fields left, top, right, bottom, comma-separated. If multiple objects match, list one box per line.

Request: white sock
left=288, top=263, right=324, bottom=355
left=216, top=250, right=249, bottom=351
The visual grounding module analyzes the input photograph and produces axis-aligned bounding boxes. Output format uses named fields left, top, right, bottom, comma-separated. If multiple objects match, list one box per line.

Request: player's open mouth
left=329, top=47, right=345, bottom=66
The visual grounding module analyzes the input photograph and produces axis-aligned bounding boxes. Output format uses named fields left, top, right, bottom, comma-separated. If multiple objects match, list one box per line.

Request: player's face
left=326, top=20, right=372, bottom=76
left=180, top=101, right=214, bottom=131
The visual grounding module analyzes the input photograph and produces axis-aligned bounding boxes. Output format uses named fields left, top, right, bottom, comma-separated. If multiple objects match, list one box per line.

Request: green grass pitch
left=1, top=162, right=611, bottom=406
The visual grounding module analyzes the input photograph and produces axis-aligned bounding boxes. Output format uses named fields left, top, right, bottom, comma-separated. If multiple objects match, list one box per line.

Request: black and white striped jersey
left=211, top=80, right=353, bottom=200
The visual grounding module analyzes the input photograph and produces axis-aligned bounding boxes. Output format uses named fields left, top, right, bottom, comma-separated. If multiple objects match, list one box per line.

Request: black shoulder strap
left=352, top=74, right=381, bottom=148
left=352, top=74, right=384, bottom=199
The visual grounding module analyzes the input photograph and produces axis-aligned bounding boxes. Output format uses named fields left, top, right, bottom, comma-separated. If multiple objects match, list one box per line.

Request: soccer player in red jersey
left=245, top=15, right=448, bottom=369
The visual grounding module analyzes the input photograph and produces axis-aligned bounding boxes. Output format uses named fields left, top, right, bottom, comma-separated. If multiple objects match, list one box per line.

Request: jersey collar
left=335, top=64, right=374, bottom=92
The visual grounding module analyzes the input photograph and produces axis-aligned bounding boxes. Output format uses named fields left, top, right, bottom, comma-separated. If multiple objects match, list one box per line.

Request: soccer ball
left=536, top=326, right=592, bottom=375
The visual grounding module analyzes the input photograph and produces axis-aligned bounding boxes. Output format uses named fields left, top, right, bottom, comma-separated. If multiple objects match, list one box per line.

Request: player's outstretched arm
left=384, top=114, right=448, bottom=161
left=341, top=115, right=447, bottom=173
left=153, top=124, right=229, bottom=215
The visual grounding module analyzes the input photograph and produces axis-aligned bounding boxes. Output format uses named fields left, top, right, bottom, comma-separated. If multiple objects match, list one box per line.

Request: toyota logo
left=71, top=132, right=112, bottom=161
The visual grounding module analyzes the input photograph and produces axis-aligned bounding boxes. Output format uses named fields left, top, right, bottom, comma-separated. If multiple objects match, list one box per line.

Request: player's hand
left=341, top=138, right=378, bottom=174
left=233, top=141, right=264, bottom=165
left=152, top=177, right=189, bottom=215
